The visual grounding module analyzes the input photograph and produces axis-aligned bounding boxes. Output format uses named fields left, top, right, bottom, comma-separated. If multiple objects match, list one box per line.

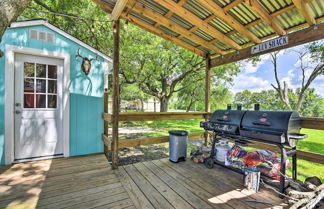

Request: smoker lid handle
left=289, top=133, right=308, bottom=140
left=252, top=121, right=271, bottom=126
left=216, top=118, right=231, bottom=122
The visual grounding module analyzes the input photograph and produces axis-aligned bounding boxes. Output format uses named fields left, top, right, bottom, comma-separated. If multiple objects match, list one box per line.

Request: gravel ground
left=106, top=126, right=206, bottom=166
left=116, top=138, right=204, bottom=166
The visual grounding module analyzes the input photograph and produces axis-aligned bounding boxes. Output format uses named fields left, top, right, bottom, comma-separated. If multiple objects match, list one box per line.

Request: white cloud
left=293, top=53, right=317, bottom=69
left=238, top=60, right=259, bottom=74
left=312, top=75, right=324, bottom=97
left=232, top=74, right=271, bottom=93
left=238, top=52, right=284, bottom=75
left=280, top=73, right=324, bottom=97
left=288, top=53, right=324, bottom=96
left=239, top=54, right=272, bottom=74
left=280, top=76, right=298, bottom=89
left=232, top=49, right=324, bottom=97
left=287, top=69, right=295, bottom=77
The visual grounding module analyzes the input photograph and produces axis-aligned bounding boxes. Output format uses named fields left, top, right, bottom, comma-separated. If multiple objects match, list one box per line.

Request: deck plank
left=162, top=159, right=285, bottom=208
left=0, top=171, right=116, bottom=196
left=0, top=154, right=133, bottom=209
left=143, top=161, right=214, bottom=209
left=123, top=206, right=136, bottom=209
left=95, top=198, right=134, bottom=209
left=61, top=192, right=130, bottom=209
left=115, top=167, right=155, bottom=209
left=181, top=160, right=284, bottom=204
left=37, top=186, right=125, bottom=209
left=0, top=155, right=285, bottom=209
left=36, top=184, right=124, bottom=208
left=134, top=162, right=194, bottom=209
left=156, top=160, right=250, bottom=209
left=0, top=176, right=120, bottom=202
left=0, top=154, right=107, bottom=175
left=152, top=160, right=233, bottom=209
left=0, top=167, right=112, bottom=186
left=0, top=160, right=109, bottom=181
left=162, top=160, right=256, bottom=209
left=123, top=164, right=174, bottom=209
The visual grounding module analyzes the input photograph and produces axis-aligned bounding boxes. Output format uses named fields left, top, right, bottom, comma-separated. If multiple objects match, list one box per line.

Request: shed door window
left=24, top=62, right=58, bottom=109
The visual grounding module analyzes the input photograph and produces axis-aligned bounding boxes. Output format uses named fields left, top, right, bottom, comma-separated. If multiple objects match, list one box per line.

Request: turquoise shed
left=0, top=19, right=112, bottom=165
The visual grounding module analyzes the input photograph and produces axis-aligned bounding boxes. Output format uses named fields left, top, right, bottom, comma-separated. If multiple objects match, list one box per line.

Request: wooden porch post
left=204, top=54, right=211, bottom=146
left=111, top=19, right=120, bottom=169
left=103, top=91, right=109, bottom=158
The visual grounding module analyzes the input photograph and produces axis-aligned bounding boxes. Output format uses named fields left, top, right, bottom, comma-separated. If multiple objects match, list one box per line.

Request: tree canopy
left=19, top=0, right=242, bottom=112
left=233, top=88, right=324, bottom=117
left=1, top=0, right=322, bottom=115
left=270, top=41, right=324, bottom=111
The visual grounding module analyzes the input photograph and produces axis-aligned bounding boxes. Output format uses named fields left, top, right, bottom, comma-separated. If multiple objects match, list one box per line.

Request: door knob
left=15, top=110, right=21, bottom=114
left=15, top=103, right=21, bottom=107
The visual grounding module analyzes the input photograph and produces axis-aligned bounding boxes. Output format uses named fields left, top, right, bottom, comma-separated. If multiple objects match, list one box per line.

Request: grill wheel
left=204, top=157, right=214, bottom=169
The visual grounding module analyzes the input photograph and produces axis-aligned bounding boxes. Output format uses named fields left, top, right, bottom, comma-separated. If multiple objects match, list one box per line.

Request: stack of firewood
left=286, top=177, right=323, bottom=209
left=190, top=148, right=210, bottom=163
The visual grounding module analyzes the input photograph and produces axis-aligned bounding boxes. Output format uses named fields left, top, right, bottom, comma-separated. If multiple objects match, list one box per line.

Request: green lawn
left=120, top=120, right=324, bottom=182
left=297, top=129, right=324, bottom=154
left=120, top=120, right=202, bottom=137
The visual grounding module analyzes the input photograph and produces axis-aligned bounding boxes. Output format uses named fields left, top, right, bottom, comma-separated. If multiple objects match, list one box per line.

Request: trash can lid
left=168, top=130, right=189, bottom=136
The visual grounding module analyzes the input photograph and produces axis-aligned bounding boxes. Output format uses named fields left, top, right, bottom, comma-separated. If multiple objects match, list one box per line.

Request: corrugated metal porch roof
left=94, top=0, right=324, bottom=57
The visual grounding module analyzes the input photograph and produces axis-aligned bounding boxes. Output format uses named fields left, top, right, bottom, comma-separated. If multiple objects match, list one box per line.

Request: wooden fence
left=102, top=108, right=324, bottom=164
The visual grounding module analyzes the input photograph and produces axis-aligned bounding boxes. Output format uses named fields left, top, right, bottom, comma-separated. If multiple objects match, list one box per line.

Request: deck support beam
left=111, top=0, right=130, bottom=21
left=243, top=0, right=286, bottom=36
left=103, top=91, right=109, bottom=158
left=154, top=0, right=242, bottom=50
left=204, top=54, right=211, bottom=146
left=291, top=0, right=316, bottom=26
left=128, top=2, right=224, bottom=55
left=112, top=19, right=120, bottom=169
left=197, top=0, right=261, bottom=44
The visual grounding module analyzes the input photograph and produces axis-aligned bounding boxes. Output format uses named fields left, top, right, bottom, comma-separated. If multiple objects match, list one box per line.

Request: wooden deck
left=0, top=154, right=286, bottom=209
left=0, top=154, right=133, bottom=209
left=118, top=159, right=286, bottom=209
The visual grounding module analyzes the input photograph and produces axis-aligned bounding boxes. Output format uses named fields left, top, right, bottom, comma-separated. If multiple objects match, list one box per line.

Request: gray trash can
left=169, top=130, right=188, bottom=162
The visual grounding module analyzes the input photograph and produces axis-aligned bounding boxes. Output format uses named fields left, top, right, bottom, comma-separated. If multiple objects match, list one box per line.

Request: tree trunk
left=160, top=97, right=169, bottom=112
left=0, top=0, right=32, bottom=47
left=153, top=98, right=156, bottom=112
left=283, top=81, right=292, bottom=110
left=186, top=100, right=194, bottom=112
left=140, top=99, right=144, bottom=112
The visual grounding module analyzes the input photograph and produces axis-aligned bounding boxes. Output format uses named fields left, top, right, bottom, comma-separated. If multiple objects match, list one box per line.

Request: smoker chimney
left=237, top=104, right=242, bottom=110
left=227, top=105, right=232, bottom=110
left=254, top=104, right=260, bottom=111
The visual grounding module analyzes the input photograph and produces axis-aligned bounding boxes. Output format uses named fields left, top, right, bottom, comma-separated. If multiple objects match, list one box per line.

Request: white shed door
left=14, top=54, right=64, bottom=160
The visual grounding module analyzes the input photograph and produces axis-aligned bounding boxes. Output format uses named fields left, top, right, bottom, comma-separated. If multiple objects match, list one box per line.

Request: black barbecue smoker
left=200, top=104, right=308, bottom=195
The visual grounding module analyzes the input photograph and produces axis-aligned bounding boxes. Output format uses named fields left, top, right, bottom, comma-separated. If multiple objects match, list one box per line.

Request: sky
left=231, top=43, right=324, bottom=97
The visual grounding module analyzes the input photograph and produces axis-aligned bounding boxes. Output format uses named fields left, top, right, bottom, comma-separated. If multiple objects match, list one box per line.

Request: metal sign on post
left=251, top=36, right=288, bottom=54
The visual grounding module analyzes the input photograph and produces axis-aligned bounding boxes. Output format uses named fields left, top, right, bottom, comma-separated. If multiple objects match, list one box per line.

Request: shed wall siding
left=0, top=25, right=110, bottom=164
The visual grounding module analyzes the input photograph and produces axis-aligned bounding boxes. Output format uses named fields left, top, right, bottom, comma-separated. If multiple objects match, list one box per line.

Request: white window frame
left=4, top=45, right=70, bottom=164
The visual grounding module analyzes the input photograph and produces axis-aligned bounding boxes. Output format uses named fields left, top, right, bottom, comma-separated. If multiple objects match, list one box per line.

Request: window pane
left=48, top=95, right=57, bottom=108
left=36, top=79, right=46, bottom=93
left=24, top=62, right=34, bottom=77
left=48, top=80, right=57, bottom=93
left=24, top=78, right=34, bottom=93
left=48, top=65, right=57, bottom=79
left=36, top=64, right=46, bottom=78
left=36, top=94, right=46, bottom=108
left=24, top=94, right=34, bottom=108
